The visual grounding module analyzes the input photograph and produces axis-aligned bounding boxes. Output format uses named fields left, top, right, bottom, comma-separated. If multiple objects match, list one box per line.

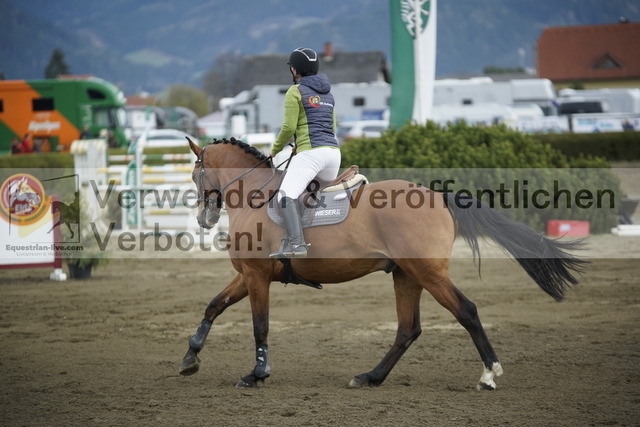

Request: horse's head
left=188, top=137, right=222, bottom=229
left=188, top=136, right=274, bottom=229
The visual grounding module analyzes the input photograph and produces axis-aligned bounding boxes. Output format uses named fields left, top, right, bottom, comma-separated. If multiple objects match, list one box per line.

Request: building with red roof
left=537, top=21, right=640, bottom=89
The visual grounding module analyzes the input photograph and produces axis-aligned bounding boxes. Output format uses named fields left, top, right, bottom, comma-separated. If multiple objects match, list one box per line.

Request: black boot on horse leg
left=236, top=344, right=271, bottom=388
left=179, top=319, right=212, bottom=376
left=269, top=197, right=308, bottom=259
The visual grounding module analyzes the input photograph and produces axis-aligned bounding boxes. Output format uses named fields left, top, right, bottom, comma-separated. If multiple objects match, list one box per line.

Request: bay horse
left=180, top=137, right=586, bottom=390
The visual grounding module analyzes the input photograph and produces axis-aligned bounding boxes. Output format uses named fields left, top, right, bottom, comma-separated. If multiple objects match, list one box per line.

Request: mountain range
left=1, top=0, right=639, bottom=94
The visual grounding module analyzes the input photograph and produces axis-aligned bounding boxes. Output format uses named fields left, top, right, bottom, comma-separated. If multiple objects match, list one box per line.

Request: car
left=136, top=129, right=198, bottom=148
left=336, top=120, right=388, bottom=143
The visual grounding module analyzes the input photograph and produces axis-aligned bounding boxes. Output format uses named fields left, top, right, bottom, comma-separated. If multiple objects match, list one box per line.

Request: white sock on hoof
left=477, top=362, right=503, bottom=390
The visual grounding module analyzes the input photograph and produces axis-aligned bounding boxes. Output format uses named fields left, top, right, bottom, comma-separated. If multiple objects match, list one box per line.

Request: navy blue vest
left=297, top=75, right=339, bottom=149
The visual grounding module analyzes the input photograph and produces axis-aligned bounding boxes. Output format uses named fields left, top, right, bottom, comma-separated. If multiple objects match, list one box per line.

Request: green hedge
left=0, top=152, right=74, bottom=169
left=0, top=145, right=194, bottom=169
left=340, top=122, right=621, bottom=233
left=531, top=131, right=640, bottom=162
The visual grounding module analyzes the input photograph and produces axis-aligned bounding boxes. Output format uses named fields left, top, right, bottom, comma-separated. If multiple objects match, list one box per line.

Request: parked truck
left=0, top=77, right=128, bottom=154
left=558, top=88, right=640, bottom=114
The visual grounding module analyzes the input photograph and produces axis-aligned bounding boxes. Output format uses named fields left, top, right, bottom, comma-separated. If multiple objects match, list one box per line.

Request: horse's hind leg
left=179, top=273, right=248, bottom=376
left=66, top=222, right=75, bottom=240
left=349, top=268, right=423, bottom=387
left=416, top=261, right=503, bottom=390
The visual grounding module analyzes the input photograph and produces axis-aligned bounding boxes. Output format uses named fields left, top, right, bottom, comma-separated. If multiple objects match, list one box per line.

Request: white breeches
left=278, top=147, right=341, bottom=201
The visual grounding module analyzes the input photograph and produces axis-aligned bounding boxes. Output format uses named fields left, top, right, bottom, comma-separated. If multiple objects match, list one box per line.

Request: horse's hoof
left=476, top=381, right=496, bottom=391
left=476, top=362, right=503, bottom=391
left=179, top=355, right=201, bottom=376
left=235, top=378, right=257, bottom=388
left=235, top=375, right=264, bottom=388
left=348, top=373, right=371, bottom=388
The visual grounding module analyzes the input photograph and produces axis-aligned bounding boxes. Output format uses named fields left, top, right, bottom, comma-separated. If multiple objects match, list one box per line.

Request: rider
left=269, top=47, right=341, bottom=258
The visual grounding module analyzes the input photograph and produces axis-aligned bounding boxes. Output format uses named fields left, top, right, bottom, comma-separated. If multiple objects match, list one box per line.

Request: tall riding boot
left=269, top=197, right=308, bottom=258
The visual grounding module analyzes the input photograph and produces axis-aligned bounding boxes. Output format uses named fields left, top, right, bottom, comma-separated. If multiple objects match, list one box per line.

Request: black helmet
left=287, top=47, right=319, bottom=76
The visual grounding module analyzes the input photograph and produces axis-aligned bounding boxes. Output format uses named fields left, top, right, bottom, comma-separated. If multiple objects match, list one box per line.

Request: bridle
left=194, top=145, right=223, bottom=223
left=194, top=145, right=291, bottom=225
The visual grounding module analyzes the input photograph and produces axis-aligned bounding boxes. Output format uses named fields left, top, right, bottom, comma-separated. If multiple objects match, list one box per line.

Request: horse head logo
left=8, top=178, right=42, bottom=215
left=0, top=174, right=49, bottom=227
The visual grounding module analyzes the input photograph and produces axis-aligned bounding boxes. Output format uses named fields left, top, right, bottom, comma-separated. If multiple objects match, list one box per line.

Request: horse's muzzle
left=197, top=208, right=220, bottom=229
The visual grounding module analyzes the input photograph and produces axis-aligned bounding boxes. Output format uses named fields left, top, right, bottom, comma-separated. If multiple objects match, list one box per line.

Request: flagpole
left=413, top=0, right=423, bottom=123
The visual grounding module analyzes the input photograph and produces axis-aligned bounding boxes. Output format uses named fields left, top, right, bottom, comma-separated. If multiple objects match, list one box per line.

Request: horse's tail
left=444, top=192, right=588, bottom=301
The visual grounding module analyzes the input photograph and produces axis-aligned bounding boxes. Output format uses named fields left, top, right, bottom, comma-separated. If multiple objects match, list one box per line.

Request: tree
left=569, top=81, right=586, bottom=90
left=44, top=48, right=70, bottom=79
left=483, top=65, right=525, bottom=75
left=161, top=85, right=209, bottom=117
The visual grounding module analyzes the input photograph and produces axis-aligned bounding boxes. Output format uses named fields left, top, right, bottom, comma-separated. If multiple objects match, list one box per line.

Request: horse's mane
left=209, top=138, right=269, bottom=163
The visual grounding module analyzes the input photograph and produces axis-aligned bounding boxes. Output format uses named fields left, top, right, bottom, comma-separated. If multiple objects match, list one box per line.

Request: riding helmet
left=287, top=47, right=319, bottom=76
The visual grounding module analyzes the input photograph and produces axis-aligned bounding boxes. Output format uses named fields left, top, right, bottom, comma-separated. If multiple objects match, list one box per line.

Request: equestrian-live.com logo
left=0, top=173, right=49, bottom=226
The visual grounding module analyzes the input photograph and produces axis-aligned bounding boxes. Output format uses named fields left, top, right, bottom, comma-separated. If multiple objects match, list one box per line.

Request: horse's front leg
left=179, top=273, right=248, bottom=376
left=48, top=219, right=61, bottom=234
left=236, top=270, right=271, bottom=388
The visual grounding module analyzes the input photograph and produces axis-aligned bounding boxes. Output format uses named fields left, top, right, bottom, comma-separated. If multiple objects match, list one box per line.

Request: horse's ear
left=186, top=137, right=201, bottom=157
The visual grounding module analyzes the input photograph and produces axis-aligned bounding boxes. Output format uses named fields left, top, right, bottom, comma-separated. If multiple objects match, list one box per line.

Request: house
left=537, top=21, right=640, bottom=89
left=204, top=44, right=391, bottom=136
left=209, top=43, right=390, bottom=101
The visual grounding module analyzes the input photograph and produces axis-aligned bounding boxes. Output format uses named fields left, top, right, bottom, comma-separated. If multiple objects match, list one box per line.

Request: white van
left=337, top=120, right=389, bottom=143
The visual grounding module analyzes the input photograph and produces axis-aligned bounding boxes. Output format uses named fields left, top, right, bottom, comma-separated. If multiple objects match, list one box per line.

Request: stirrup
left=288, top=242, right=309, bottom=258
left=269, top=239, right=291, bottom=259
left=269, top=241, right=309, bottom=259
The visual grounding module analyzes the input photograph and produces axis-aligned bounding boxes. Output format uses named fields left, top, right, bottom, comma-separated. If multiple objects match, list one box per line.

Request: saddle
left=314, top=165, right=364, bottom=192
left=268, top=165, right=368, bottom=229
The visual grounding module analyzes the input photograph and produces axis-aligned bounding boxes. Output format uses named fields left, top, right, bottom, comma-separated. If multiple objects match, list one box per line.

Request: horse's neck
left=212, top=149, right=276, bottom=189
left=219, top=165, right=281, bottom=214
left=224, top=166, right=280, bottom=194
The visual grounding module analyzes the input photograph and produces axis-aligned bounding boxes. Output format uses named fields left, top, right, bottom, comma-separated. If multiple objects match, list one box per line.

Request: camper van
left=431, top=103, right=520, bottom=127
left=433, top=78, right=558, bottom=115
